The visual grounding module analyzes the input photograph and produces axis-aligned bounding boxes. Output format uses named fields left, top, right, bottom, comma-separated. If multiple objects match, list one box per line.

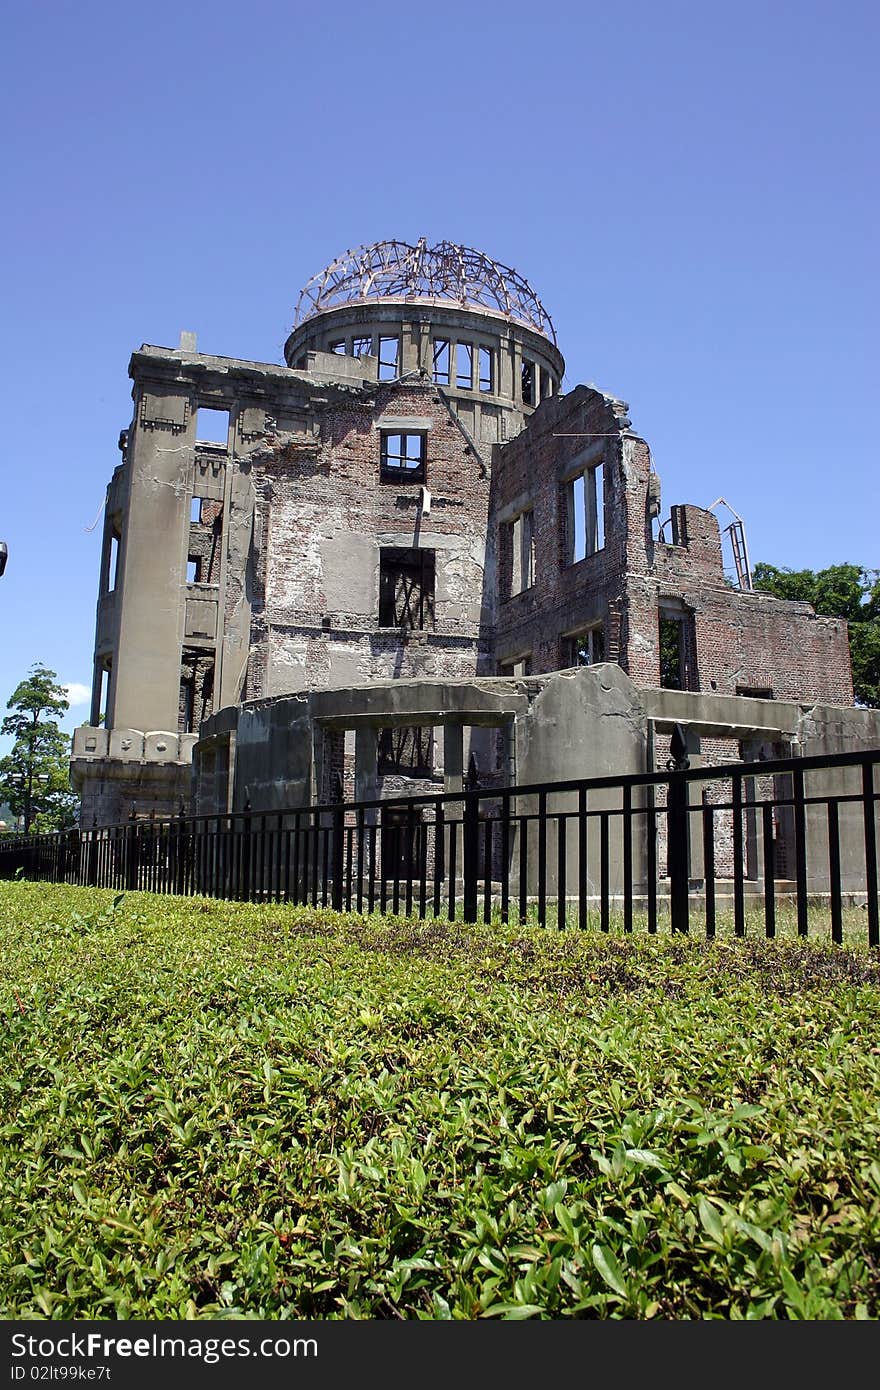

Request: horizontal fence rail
left=2, top=748, right=879, bottom=945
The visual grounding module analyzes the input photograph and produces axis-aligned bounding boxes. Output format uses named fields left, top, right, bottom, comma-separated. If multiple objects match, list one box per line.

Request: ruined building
left=71, top=239, right=866, bottom=827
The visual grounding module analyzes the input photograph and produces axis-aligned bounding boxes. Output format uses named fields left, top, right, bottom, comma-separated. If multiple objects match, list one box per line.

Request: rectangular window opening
left=378, top=336, right=399, bottom=380
left=540, top=368, right=554, bottom=400
left=195, top=407, right=229, bottom=445
left=456, top=342, right=474, bottom=390
left=521, top=358, right=536, bottom=406
left=107, top=532, right=120, bottom=593
left=659, top=606, right=696, bottom=691
left=329, top=340, right=347, bottom=355
left=565, top=463, right=605, bottom=564
left=506, top=509, right=535, bottom=597
left=379, top=548, right=435, bottom=630
left=186, top=557, right=201, bottom=584
left=432, top=339, right=450, bottom=385
left=380, top=431, right=426, bottom=483
left=179, top=652, right=215, bottom=735
left=479, top=346, right=493, bottom=393
left=352, top=335, right=372, bottom=358
left=562, top=625, right=605, bottom=668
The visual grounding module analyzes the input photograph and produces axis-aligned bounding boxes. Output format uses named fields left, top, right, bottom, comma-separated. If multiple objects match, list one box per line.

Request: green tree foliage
left=0, top=665, right=78, bottom=832
left=752, top=562, right=880, bottom=708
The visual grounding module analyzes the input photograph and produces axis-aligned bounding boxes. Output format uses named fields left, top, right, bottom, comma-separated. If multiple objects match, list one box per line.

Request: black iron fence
left=1, top=746, right=878, bottom=944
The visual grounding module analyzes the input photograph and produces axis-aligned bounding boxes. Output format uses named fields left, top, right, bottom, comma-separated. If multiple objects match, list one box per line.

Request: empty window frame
left=498, top=655, right=532, bottom=677
left=329, top=339, right=347, bottom=355
left=540, top=368, right=555, bottom=400
left=195, top=407, right=229, bottom=445
left=503, top=508, right=535, bottom=597
left=377, top=726, right=435, bottom=777
left=736, top=685, right=774, bottom=700
left=378, top=336, right=399, bottom=380
left=521, top=357, right=536, bottom=406
left=380, top=431, right=426, bottom=483
left=659, top=604, right=697, bottom=691
left=102, top=526, right=121, bottom=595
left=179, top=652, right=215, bottom=735
left=561, top=624, right=605, bottom=668
left=479, top=346, right=494, bottom=393
left=189, top=497, right=223, bottom=583
left=379, top=548, right=435, bottom=629
left=456, top=342, right=474, bottom=390
left=352, top=334, right=372, bottom=358
left=432, top=339, right=450, bottom=385
left=564, top=464, right=605, bottom=563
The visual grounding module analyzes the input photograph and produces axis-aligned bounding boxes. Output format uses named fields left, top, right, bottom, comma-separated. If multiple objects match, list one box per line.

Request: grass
left=1, top=880, right=880, bottom=1320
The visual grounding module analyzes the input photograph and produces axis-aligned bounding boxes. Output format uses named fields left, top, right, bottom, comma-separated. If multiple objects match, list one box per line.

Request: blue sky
left=1, top=0, right=876, bottom=755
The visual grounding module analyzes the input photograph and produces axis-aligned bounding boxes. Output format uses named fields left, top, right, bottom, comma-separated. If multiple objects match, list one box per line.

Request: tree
left=0, top=665, right=78, bottom=832
left=752, top=562, right=880, bottom=708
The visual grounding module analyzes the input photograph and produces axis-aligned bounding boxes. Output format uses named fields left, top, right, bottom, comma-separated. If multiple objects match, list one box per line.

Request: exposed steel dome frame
left=292, top=238, right=557, bottom=344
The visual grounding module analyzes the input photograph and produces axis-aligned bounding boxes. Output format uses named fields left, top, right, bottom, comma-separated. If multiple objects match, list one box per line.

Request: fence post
left=462, top=751, right=480, bottom=924
left=666, top=724, right=690, bottom=933
left=176, top=800, right=188, bottom=896
left=125, top=804, right=140, bottom=892
left=331, top=772, right=344, bottom=911
left=85, top=817, right=99, bottom=887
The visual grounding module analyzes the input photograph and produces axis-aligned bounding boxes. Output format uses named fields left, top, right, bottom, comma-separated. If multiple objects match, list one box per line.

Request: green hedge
left=1, top=882, right=879, bottom=1319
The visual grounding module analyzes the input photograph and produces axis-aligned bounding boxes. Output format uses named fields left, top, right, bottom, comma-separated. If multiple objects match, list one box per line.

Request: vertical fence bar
left=368, top=822, right=377, bottom=914
left=667, top=771, right=689, bottom=935
left=332, top=800, right=344, bottom=912
left=433, top=801, right=444, bottom=919
left=793, top=766, right=808, bottom=938
left=646, top=788, right=657, bottom=935
left=518, top=814, right=528, bottom=925
left=556, top=812, right=566, bottom=930
left=578, top=787, right=587, bottom=932
left=828, top=800, right=842, bottom=945
left=498, top=793, right=510, bottom=925
left=405, top=804, right=415, bottom=918
left=537, top=792, right=547, bottom=928
left=622, top=785, right=633, bottom=934
left=862, top=761, right=878, bottom=948
left=462, top=788, right=479, bottom=925
left=483, top=816, right=493, bottom=924
left=446, top=809, right=457, bottom=921
left=762, top=801, right=775, bottom=939
left=732, top=775, right=745, bottom=938
left=600, top=811, right=609, bottom=933
left=702, top=792, right=716, bottom=938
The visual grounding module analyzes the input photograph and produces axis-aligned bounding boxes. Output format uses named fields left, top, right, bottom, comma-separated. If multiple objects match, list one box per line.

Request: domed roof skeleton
left=292, top=238, right=557, bottom=345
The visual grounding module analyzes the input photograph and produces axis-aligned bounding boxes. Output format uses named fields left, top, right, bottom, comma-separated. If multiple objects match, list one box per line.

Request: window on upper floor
left=659, top=602, right=698, bottom=691
left=378, top=336, right=400, bottom=380
left=195, top=407, right=229, bottom=445
left=380, top=431, right=426, bottom=484
left=561, top=624, right=605, bottom=668
left=563, top=463, right=605, bottom=564
left=329, top=339, right=346, bottom=355
left=501, top=508, right=535, bottom=598
left=456, top=342, right=474, bottom=390
left=352, top=334, right=372, bottom=358
left=479, top=346, right=494, bottom=393
left=432, top=339, right=450, bottom=385
left=521, top=358, right=536, bottom=406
